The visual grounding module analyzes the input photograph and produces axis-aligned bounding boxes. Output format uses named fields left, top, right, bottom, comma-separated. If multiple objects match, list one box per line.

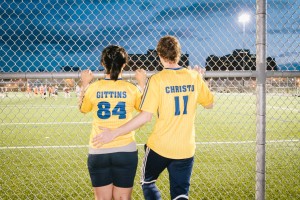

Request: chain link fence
left=1, top=0, right=299, bottom=199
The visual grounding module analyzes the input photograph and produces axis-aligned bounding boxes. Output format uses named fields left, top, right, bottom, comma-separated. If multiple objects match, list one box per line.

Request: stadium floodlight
left=238, top=13, right=250, bottom=70
left=238, top=13, right=250, bottom=50
left=239, top=13, right=250, bottom=24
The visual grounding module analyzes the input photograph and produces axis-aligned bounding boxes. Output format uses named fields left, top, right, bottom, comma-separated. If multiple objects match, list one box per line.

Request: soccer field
left=0, top=92, right=299, bottom=199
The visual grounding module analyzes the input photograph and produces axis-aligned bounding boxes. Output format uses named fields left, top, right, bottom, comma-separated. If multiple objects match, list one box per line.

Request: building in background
left=205, top=49, right=277, bottom=71
left=205, top=49, right=278, bottom=93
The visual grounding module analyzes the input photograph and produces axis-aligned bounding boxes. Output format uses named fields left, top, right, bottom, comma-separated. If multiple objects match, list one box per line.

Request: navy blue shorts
left=88, top=151, right=138, bottom=188
left=141, top=145, right=194, bottom=199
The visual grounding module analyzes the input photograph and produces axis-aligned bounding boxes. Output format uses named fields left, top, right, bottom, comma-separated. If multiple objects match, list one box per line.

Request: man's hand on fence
left=192, top=65, right=206, bottom=77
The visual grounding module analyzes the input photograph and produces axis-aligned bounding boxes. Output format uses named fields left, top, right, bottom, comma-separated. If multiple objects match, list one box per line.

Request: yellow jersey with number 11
left=140, top=67, right=214, bottom=159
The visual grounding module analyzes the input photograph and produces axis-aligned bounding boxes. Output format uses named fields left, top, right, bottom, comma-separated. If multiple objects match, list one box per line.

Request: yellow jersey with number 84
left=81, top=79, right=142, bottom=149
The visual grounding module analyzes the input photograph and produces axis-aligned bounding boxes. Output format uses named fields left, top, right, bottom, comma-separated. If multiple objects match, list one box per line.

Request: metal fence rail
left=1, top=71, right=300, bottom=79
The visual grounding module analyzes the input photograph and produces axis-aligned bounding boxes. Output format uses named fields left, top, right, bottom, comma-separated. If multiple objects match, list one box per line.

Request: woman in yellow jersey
left=78, top=45, right=146, bottom=200
left=93, top=36, right=214, bottom=200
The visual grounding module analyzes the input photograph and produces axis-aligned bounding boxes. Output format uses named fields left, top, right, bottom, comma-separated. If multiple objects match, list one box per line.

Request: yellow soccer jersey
left=81, top=79, right=142, bottom=149
left=140, top=67, right=214, bottom=159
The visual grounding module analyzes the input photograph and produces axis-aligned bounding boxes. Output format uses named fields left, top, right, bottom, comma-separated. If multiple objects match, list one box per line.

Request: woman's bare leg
left=113, top=186, right=133, bottom=200
left=93, top=184, right=113, bottom=200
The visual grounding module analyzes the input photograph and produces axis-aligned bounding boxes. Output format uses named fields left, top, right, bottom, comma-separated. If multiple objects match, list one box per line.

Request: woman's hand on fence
left=80, top=70, right=94, bottom=87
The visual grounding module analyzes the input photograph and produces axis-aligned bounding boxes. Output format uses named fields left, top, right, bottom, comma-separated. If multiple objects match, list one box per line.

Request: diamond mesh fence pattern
left=0, top=0, right=299, bottom=199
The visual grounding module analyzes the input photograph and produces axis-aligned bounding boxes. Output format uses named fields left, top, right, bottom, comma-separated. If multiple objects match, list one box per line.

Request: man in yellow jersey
left=93, top=36, right=214, bottom=200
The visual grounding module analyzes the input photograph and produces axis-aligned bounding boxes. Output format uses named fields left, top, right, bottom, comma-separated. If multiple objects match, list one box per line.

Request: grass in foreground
left=0, top=93, right=299, bottom=199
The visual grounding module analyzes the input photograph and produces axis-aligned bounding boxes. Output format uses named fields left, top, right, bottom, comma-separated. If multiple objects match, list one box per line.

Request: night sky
left=1, top=0, right=299, bottom=72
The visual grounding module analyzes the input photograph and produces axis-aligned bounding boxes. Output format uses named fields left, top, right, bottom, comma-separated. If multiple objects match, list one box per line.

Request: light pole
left=238, top=13, right=250, bottom=72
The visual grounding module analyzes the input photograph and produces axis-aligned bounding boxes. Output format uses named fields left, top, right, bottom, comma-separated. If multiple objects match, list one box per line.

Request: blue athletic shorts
left=88, top=151, right=138, bottom=188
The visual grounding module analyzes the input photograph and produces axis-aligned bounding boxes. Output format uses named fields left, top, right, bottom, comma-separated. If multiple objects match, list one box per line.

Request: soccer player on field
left=54, top=85, right=58, bottom=95
left=26, top=84, right=32, bottom=98
left=39, top=85, right=44, bottom=98
left=93, top=35, right=214, bottom=200
left=48, top=85, right=52, bottom=98
left=33, top=86, right=38, bottom=96
left=75, top=85, right=81, bottom=97
left=78, top=45, right=146, bottom=200
left=43, top=85, right=47, bottom=98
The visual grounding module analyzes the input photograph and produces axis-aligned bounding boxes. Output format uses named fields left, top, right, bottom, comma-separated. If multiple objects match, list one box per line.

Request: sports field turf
left=0, top=92, right=299, bottom=199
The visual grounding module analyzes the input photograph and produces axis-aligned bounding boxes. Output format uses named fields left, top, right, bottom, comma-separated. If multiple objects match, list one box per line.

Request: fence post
left=256, top=0, right=267, bottom=199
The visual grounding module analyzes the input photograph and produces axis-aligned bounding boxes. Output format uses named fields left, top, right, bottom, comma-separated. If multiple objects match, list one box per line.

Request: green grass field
left=0, top=92, right=299, bottom=199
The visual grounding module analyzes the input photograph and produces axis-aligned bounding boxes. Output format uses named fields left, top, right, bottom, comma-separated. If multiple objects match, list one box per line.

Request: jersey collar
left=164, top=67, right=184, bottom=70
left=104, top=78, right=123, bottom=80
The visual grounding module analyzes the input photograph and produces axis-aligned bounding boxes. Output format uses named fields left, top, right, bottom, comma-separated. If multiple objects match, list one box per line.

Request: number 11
left=174, top=95, right=188, bottom=116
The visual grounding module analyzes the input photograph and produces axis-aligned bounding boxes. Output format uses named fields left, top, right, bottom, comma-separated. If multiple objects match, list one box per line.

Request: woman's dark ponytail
left=110, top=61, right=121, bottom=81
left=101, top=45, right=128, bottom=81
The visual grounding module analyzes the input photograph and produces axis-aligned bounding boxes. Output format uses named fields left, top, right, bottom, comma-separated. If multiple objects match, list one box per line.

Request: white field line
left=0, top=105, right=77, bottom=108
left=2, top=104, right=298, bottom=112
left=195, top=140, right=299, bottom=144
left=0, top=145, right=89, bottom=149
left=266, top=106, right=299, bottom=113
left=2, top=120, right=298, bottom=125
left=0, top=122, right=90, bottom=126
left=0, top=140, right=299, bottom=150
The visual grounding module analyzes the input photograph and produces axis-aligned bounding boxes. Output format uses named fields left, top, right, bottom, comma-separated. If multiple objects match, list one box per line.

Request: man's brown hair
left=156, top=35, right=181, bottom=64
